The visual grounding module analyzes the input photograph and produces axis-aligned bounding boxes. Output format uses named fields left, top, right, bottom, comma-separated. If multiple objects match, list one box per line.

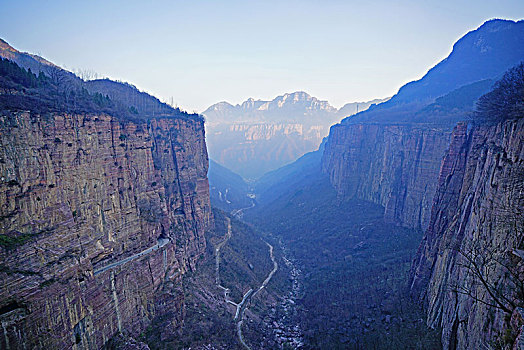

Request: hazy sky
left=1, top=0, right=523, bottom=112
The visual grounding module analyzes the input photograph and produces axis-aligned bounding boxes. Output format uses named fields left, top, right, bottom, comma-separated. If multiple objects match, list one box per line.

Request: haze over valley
left=204, top=92, right=387, bottom=179
left=1, top=3, right=524, bottom=350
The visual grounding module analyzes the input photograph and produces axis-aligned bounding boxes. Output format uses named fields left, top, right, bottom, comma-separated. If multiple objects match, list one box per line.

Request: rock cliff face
left=410, top=119, right=524, bottom=349
left=321, top=19, right=524, bottom=230
left=208, top=122, right=322, bottom=179
left=322, top=123, right=451, bottom=229
left=204, top=92, right=386, bottom=179
left=0, top=111, right=212, bottom=349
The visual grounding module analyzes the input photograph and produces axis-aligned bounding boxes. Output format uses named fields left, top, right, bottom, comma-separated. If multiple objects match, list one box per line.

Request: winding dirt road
left=214, top=216, right=279, bottom=349
left=231, top=199, right=256, bottom=219
left=236, top=240, right=279, bottom=349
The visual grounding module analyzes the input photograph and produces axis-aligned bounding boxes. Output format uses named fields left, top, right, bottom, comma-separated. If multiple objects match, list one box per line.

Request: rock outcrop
left=320, top=20, right=524, bottom=347
left=0, top=111, right=212, bottom=349
left=322, top=123, right=451, bottom=230
left=321, top=19, right=524, bottom=230
left=410, top=118, right=524, bottom=349
left=204, top=92, right=387, bottom=179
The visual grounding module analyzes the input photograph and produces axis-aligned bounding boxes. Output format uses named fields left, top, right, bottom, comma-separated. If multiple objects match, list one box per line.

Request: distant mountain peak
left=211, top=101, right=234, bottom=110
left=281, top=91, right=312, bottom=99
left=268, top=91, right=335, bottom=112
left=277, top=91, right=314, bottom=102
left=342, top=18, right=524, bottom=124
left=203, top=92, right=389, bottom=122
left=203, top=91, right=338, bottom=118
left=479, top=18, right=520, bottom=32
left=240, top=97, right=264, bottom=110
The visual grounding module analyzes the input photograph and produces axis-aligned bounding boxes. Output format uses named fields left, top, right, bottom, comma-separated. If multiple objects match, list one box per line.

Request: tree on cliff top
left=0, top=58, right=201, bottom=122
left=476, top=62, right=524, bottom=121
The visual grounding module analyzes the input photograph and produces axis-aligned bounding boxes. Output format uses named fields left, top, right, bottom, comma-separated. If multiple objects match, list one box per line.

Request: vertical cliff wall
left=0, top=111, right=212, bottom=349
left=321, top=123, right=451, bottom=230
left=410, top=119, right=524, bottom=349
left=320, top=19, right=524, bottom=231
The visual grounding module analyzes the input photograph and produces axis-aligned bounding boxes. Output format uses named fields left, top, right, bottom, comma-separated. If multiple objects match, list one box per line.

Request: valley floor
left=143, top=176, right=442, bottom=349
left=143, top=209, right=297, bottom=349
left=245, top=176, right=442, bottom=349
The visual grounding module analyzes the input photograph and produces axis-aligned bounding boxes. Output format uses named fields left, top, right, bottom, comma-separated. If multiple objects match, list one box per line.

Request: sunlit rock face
left=0, top=111, right=212, bottom=349
left=322, top=123, right=451, bottom=230
left=410, top=119, right=524, bottom=349
left=203, top=91, right=385, bottom=179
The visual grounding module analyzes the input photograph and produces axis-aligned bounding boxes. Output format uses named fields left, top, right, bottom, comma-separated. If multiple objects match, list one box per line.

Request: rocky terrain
left=151, top=208, right=293, bottom=350
left=410, top=109, right=524, bottom=348
left=204, top=92, right=386, bottom=179
left=322, top=123, right=451, bottom=230
left=320, top=19, right=524, bottom=348
left=0, top=110, right=212, bottom=349
left=1, top=16, right=524, bottom=350
left=0, top=44, right=212, bottom=349
left=322, top=19, right=524, bottom=231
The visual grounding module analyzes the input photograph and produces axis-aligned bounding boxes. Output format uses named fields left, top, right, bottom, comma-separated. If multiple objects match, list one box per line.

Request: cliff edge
left=0, top=48, right=212, bottom=349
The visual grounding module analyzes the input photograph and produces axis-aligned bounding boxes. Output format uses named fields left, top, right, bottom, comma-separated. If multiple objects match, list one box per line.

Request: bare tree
left=73, top=68, right=100, bottom=81
left=44, top=65, right=83, bottom=105
left=449, top=239, right=524, bottom=315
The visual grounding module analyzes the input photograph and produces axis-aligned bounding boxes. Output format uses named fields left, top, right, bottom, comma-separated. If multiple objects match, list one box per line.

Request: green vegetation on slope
left=0, top=57, right=200, bottom=122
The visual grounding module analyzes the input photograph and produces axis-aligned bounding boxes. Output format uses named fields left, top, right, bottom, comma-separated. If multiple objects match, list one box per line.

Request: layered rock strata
left=0, top=111, right=211, bottom=349
left=208, top=122, right=321, bottom=179
left=322, top=123, right=451, bottom=230
left=410, top=119, right=524, bottom=349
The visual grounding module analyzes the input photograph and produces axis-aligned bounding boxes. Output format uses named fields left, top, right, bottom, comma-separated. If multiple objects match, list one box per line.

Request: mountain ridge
left=342, top=18, right=524, bottom=125
left=0, top=38, right=198, bottom=123
left=204, top=91, right=388, bottom=178
left=204, top=91, right=387, bottom=122
left=320, top=18, right=524, bottom=348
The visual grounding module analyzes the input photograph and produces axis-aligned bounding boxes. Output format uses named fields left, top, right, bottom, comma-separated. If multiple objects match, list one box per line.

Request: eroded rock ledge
left=410, top=118, right=524, bottom=349
left=0, top=112, right=212, bottom=349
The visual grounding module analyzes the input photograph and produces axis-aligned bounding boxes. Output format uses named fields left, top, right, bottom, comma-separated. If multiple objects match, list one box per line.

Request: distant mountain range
left=211, top=18, right=524, bottom=222
left=204, top=91, right=384, bottom=124
left=203, top=92, right=387, bottom=179
left=206, top=20, right=524, bottom=179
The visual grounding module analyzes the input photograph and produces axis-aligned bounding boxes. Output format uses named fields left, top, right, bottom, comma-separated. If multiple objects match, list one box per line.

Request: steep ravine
left=410, top=118, right=524, bottom=349
left=0, top=111, right=212, bottom=349
left=322, top=123, right=452, bottom=230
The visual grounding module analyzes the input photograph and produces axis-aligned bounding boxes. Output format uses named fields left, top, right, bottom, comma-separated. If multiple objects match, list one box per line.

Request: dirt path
left=236, top=240, right=279, bottom=349
left=252, top=242, right=278, bottom=298
left=93, top=238, right=169, bottom=276
left=215, top=218, right=232, bottom=285
left=231, top=199, right=255, bottom=219
left=214, top=216, right=280, bottom=350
